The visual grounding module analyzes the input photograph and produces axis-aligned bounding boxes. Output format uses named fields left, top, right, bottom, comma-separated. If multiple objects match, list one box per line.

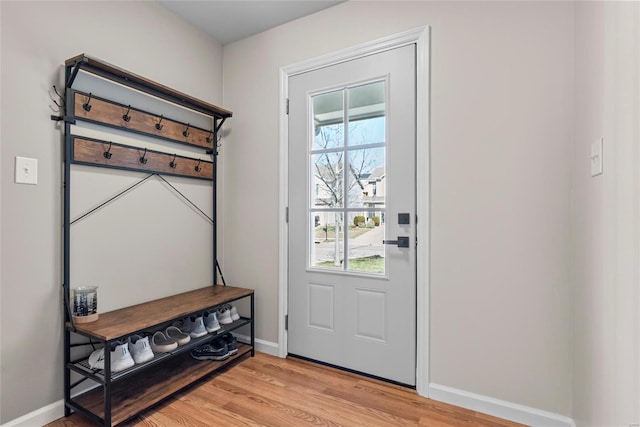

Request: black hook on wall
left=52, top=85, right=65, bottom=109
left=194, top=159, right=202, bottom=173
left=155, top=115, right=164, bottom=131
left=169, top=154, right=177, bottom=169
left=183, top=123, right=190, bottom=137
left=206, top=130, right=214, bottom=144
left=139, top=148, right=148, bottom=164
left=103, top=142, right=113, bottom=159
left=83, top=93, right=93, bottom=112
left=123, top=105, right=131, bottom=122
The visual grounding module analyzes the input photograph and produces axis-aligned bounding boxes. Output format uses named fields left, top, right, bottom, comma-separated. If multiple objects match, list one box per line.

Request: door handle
left=383, top=236, right=410, bottom=248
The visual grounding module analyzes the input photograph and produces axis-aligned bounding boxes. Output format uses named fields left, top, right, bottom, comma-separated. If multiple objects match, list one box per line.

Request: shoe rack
left=57, top=54, right=255, bottom=427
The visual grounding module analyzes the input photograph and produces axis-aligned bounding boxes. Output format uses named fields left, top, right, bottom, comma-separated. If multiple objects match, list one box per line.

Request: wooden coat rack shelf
left=73, top=91, right=216, bottom=150
left=72, top=137, right=214, bottom=180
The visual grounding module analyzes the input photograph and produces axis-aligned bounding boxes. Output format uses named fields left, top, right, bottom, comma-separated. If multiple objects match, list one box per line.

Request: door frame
left=278, top=26, right=430, bottom=397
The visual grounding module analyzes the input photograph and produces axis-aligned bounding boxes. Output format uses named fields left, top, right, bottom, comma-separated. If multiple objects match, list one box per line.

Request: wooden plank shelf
left=66, top=54, right=232, bottom=119
left=72, top=137, right=214, bottom=180
left=68, top=286, right=253, bottom=341
left=70, top=344, right=252, bottom=426
left=73, top=91, right=216, bottom=150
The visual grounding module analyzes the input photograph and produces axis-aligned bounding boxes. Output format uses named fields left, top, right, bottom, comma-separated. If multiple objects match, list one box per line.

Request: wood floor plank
left=221, top=366, right=408, bottom=427
left=46, top=352, right=525, bottom=427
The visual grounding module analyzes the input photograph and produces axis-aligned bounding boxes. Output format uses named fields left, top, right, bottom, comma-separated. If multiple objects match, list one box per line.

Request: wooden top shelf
left=66, top=54, right=233, bottom=119
left=69, top=285, right=253, bottom=341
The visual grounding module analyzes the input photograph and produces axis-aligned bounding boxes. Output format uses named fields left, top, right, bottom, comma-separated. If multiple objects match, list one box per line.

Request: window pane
left=347, top=147, right=385, bottom=208
left=313, top=90, right=344, bottom=150
left=346, top=211, right=385, bottom=274
left=310, top=212, right=344, bottom=270
left=348, top=82, right=385, bottom=146
left=312, top=152, right=344, bottom=208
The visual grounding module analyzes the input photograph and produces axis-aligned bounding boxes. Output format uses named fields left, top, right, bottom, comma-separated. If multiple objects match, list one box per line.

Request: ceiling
left=157, top=1, right=345, bottom=45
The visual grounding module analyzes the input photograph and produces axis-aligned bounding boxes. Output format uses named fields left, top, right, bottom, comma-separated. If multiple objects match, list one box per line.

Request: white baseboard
left=429, top=383, right=575, bottom=427
left=1, top=399, right=64, bottom=427
left=1, top=338, right=279, bottom=427
left=235, top=334, right=279, bottom=357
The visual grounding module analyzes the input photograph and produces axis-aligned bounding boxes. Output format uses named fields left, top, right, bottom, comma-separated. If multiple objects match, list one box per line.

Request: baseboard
left=1, top=399, right=64, bottom=427
left=2, top=337, right=279, bottom=427
left=429, top=383, right=575, bottom=427
left=235, top=334, right=279, bottom=357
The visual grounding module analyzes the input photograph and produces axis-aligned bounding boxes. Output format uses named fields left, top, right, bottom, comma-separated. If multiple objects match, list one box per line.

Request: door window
left=309, top=80, right=386, bottom=274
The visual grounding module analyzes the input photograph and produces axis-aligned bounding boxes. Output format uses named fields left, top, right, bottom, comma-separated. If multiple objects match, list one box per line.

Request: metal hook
left=183, top=123, right=190, bottom=137
left=194, top=159, right=202, bottom=173
left=82, top=92, right=92, bottom=112
left=122, top=105, right=131, bottom=122
left=103, top=142, right=113, bottom=159
left=53, top=85, right=64, bottom=99
left=206, top=130, right=214, bottom=144
left=155, top=115, right=164, bottom=131
left=139, top=148, right=148, bottom=165
left=52, top=85, right=65, bottom=109
left=169, top=154, right=177, bottom=169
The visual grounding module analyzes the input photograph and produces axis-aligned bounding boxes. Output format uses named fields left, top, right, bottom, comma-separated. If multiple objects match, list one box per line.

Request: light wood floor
left=47, top=352, right=524, bottom=427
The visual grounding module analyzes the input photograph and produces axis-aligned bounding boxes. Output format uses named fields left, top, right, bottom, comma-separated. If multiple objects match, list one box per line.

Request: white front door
left=287, top=44, right=417, bottom=386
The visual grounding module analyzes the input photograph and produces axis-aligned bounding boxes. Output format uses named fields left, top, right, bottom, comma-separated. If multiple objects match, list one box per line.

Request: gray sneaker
left=182, top=315, right=207, bottom=338
left=203, top=311, right=221, bottom=333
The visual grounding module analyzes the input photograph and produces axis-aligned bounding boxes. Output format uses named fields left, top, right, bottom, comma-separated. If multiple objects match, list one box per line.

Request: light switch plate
left=591, top=138, right=603, bottom=177
left=15, top=156, right=38, bottom=185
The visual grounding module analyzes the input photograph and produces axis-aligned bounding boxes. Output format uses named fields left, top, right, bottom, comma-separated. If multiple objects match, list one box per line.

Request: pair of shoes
left=88, top=341, right=135, bottom=373
left=203, top=310, right=220, bottom=333
left=217, top=305, right=240, bottom=325
left=190, top=339, right=229, bottom=361
left=175, top=315, right=208, bottom=338
left=127, top=334, right=154, bottom=364
left=151, top=324, right=192, bottom=353
left=151, top=331, right=177, bottom=353
left=166, top=325, right=190, bottom=346
left=190, top=333, right=238, bottom=361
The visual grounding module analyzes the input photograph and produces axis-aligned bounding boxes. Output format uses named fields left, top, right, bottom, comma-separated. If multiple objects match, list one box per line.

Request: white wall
left=573, top=2, right=640, bottom=426
left=222, top=0, right=574, bottom=417
left=0, top=1, right=223, bottom=423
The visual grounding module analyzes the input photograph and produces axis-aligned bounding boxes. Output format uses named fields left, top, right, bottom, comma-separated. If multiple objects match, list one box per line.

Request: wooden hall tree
left=56, top=54, right=254, bottom=427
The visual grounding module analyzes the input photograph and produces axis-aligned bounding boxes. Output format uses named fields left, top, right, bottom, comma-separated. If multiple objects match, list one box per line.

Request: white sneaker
left=150, top=331, right=178, bottom=353
left=111, top=341, right=135, bottom=372
left=217, top=307, right=233, bottom=325
left=127, top=335, right=154, bottom=364
left=88, top=341, right=135, bottom=373
left=203, top=311, right=221, bottom=333
left=165, top=326, right=190, bottom=346
left=229, top=305, right=240, bottom=321
left=88, top=347, right=105, bottom=370
left=183, top=315, right=207, bottom=338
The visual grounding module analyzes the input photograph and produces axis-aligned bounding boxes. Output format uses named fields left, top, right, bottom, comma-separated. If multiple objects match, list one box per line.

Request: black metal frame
left=60, top=55, right=242, bottom=426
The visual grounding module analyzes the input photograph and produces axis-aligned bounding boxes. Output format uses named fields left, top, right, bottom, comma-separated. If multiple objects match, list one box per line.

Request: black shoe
left=190, top=340, right=229, bottom=361
left=221, top=333, right=238, bottom=356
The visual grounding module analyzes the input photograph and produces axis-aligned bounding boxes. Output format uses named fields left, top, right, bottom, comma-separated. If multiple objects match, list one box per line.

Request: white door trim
left=278, top=26, right=430, bottom=397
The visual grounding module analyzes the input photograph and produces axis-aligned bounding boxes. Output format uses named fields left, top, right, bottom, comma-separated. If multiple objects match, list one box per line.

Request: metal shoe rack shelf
left=58, top=54, right=255, bottom=427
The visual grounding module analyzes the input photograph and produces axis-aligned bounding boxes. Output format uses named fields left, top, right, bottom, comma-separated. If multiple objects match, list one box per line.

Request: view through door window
left=309, top=80, right=386, bottom=274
